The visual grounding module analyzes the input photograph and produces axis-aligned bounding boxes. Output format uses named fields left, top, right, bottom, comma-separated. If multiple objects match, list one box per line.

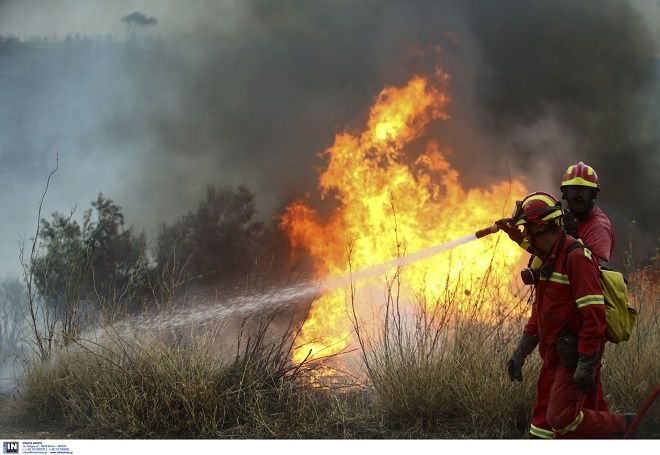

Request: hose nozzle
left=475, top=224, right=500, bottom=239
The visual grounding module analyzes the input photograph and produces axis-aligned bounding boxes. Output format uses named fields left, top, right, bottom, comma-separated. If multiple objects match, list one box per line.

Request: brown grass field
left=1, top=252, right=658, bottom=440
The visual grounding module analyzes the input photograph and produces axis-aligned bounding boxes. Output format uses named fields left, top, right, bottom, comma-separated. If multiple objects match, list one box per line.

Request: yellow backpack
left=563, top=242, right=638, bottom=343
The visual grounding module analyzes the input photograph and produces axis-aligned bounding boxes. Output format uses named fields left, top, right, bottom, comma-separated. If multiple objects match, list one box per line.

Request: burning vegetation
left=281, top=68, right=529, bottom=365
left=3, top=62, right=660, bottom=440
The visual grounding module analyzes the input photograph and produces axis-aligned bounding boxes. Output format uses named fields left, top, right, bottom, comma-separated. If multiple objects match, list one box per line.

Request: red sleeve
left=584, top=225, right=614, bottom=264
left=566, top=248, right=606, bottom=356
left=578, top=208, right=615, bottom=263
left=523, top=302, right=539, bottom=338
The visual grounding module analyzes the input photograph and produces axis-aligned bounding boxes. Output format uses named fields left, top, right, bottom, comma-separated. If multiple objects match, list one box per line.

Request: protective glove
left=495, top=218, right=524, bottom=245
left=563, top=210, right=579, bottom=239
left=573, top=349, right=600, bottom=394
left=507, top=333, right=539, bottom=382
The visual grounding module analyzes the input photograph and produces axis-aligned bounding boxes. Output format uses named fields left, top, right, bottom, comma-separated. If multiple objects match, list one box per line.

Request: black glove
left=507, top=333, right=538, bottom=382
left=573, top=350, right=600, bottom=394
left=563, top=210, right=579, bottom=239
left=495, top=218, right=524, bottom=245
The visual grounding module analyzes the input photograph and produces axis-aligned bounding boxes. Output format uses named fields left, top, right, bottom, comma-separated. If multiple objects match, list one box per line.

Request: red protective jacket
left=575, top=205, right=615, bottom=264
left=523, top=233, right=607, bottom=366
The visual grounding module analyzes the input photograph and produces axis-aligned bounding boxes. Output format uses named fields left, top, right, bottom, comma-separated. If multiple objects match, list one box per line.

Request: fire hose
left=475, top=222, right=659, bottom=438
left=624, top=383, right=660, bottom=439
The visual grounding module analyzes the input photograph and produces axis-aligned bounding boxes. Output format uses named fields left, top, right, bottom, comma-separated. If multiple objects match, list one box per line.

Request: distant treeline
left=29, top=185, right=300, bottom=316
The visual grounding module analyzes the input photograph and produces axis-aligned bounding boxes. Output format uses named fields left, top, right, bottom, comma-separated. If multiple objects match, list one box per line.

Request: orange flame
left=280, top=68, right=528, bottom=364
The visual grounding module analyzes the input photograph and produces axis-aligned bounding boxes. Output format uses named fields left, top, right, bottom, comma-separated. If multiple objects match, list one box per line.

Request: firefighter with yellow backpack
left=496, top=163, right=637, bottom=438
left=557, top=162, right=636, bottom=340
left=499, top=191, right=636, bottom=438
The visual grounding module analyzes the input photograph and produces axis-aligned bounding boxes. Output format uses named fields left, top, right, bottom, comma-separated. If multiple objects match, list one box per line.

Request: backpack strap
left=562, top=242, right=587, bottom=272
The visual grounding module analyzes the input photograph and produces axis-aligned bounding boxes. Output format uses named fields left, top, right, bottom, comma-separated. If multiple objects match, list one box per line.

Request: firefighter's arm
left=586, top=225, right=614, bottom=267
left=508, top=306, right=539, bottom=382
left=523, top=300, right=539, bottom=339
left=568, top=250, right=606, bottom=356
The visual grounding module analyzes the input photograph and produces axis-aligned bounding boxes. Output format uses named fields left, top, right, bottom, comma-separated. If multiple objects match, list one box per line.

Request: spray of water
left=345, top=233, right=478, bottom=283
left=0, top=233, right=481, bottom=394
left=106, top=233, right=479, bottom=337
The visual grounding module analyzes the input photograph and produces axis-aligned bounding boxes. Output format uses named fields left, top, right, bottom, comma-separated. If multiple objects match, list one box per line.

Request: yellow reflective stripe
left=539, top=272, right=569, bottom=285
left=538, top=275, right=604, bottom=308
left=576, top=294, right=605, bottom=308
left=553, top=411, right=584, bottom=435
left=527, top=194, right=556, bottom=206
left=523, top=194, right=562, bottom=221
left=530, top=424, right=554, bottom=439
left=561, top=176, right=598, bottom=188
left=540, top=209, right=562, bottom=221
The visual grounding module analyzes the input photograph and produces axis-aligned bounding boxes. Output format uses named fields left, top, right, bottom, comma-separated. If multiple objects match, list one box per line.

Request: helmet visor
left=511, top=200, right=523, bottom=220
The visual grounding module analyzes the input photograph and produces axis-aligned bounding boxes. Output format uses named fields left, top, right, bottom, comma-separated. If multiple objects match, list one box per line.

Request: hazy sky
left=0, top=0, right=240, bottom=37
left=1, top=0, right=659, bottom=277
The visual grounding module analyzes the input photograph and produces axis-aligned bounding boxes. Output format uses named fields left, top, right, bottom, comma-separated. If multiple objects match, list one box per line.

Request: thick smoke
left=1, top=0, right=658, bottom=278
left=110, top=0, right=475, bottom=230
left=461, top=0, right=660, bottom=264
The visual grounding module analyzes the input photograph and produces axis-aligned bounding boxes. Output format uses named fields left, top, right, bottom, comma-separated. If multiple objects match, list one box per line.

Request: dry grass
left=4, top=249, right=659, bottom=439
left=9, top=312, right=363, bottom=438
left=348, top=256, right=539, bottom=439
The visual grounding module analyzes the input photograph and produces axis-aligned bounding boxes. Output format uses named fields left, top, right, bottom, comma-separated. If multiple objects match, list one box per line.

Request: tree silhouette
left=121, top=12, right=158, bottom=35
left=155, top=185, right=265, bottom=288
left=31, top=193, right=149, bottom=318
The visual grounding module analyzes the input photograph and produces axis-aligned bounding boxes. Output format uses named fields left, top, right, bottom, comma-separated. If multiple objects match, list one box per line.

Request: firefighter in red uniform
left=497, top=162, right=614, bottom=263
left=560, top=161, right=615, bottom=267
left=505, top=192, right=634, bottom=438
left=558, top=161, right=615, bottom=433
left=497, top=162, right=618, bottom=438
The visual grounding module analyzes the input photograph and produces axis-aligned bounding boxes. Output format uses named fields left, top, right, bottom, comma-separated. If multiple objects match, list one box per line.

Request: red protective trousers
left=532, top=358, right=626, bottom=438
left=530, top=349, right=609, bottom=439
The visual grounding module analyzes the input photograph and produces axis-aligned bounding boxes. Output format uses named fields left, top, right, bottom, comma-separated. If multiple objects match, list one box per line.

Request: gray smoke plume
left=0, top=0, right=658, bottom=277
left=460, top=0, right=660, bottom=264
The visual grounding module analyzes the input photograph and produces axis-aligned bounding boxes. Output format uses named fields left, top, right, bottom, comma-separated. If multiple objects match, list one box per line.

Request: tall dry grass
left=347, top=245, right=660, bottom=438
left=348, top=251, right=539, bottom=438
left=4, top=244, right=659, bottom=439
left=8, top=312, right=362, bottom=438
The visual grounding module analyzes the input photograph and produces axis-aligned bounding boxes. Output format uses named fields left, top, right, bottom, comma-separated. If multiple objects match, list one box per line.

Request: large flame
left=280, top=68, right=528, bottom=364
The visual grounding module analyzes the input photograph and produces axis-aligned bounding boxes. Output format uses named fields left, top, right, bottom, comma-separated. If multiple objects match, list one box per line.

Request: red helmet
left=560, top=162, right=600, bottom=191
left=514, top=192, right=564, bottom=226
